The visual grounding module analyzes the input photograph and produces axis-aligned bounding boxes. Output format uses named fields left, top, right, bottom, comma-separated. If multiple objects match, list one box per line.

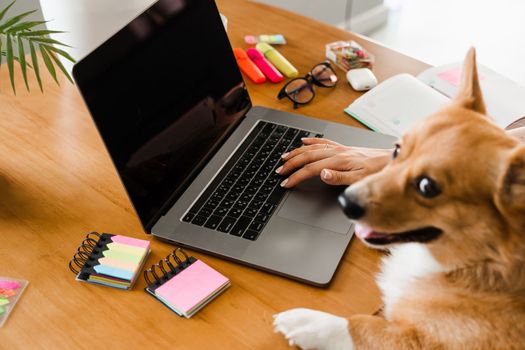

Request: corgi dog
left=273, top=48, right=525, bottom=349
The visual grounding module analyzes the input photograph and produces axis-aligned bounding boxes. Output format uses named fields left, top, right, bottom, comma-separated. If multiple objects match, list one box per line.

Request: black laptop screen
left=73, top=0, right=251, bottom=230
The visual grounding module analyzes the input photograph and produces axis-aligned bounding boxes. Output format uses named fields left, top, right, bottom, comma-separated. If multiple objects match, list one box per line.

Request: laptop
left=72, top=0, right=395, bottom=286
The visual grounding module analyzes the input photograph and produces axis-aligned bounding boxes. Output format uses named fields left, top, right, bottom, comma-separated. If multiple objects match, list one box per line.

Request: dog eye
left=392, top=144, right=401, bottom=159
left=415, top=176, right=441, bottom=198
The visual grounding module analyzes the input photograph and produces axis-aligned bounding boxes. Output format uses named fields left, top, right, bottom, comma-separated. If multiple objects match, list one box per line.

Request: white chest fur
left=377, top=243, right=444, bottom=319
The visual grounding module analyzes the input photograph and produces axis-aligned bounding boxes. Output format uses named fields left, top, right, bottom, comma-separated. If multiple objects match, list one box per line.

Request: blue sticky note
left=94, top=264, right=134, bottom=280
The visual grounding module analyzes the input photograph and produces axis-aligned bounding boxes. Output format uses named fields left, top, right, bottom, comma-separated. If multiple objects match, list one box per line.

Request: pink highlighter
left=246, top=48, right=284, bottom=83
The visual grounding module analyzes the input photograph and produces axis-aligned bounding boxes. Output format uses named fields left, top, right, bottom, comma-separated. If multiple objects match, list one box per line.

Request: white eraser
left=346, top=68, right=377, bottom=91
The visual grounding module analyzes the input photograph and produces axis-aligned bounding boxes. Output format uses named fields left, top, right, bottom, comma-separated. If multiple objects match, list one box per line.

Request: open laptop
left=73, top=0, right=395, bottom=286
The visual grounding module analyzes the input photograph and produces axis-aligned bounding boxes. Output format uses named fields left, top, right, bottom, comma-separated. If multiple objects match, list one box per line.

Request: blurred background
left=11, top=0, right=525, bottom=84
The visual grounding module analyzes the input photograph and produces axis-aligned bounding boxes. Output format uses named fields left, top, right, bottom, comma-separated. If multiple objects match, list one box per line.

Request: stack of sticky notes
left=145, top=251, right=230, bottom=318
left=70, top=233, right=150, bottom=290
left=0, top=277, right=29, bottom=327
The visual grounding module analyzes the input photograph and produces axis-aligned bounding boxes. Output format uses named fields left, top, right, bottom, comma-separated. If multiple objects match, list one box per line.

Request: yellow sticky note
left=103, top=249, right=143, bottom=263
left=98, top=257, right=138, bottom=272
left=106, top=242, right=145, bottom=255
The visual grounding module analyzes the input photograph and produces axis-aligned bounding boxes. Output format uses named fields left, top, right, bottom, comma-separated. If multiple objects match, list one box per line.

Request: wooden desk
left=0, top=0, right=429, bottom=348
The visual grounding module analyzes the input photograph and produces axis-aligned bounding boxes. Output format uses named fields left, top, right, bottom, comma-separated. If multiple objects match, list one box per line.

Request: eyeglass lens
left=284, top=78, right=314, bottom=104
left=311, top=64, right=338, bottom=87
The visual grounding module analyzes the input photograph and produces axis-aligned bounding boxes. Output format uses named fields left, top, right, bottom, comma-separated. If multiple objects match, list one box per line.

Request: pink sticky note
left=155, top=260, right=229, bottom=314
left=0, top=280, right=20, bottom=289
left=437, top=68, right=484, bottom=87
left=111, top=235, right=150, bottom=249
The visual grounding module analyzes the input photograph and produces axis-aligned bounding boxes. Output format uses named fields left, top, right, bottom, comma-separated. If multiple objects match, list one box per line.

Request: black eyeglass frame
left=277, top=61, right=338, bottom=109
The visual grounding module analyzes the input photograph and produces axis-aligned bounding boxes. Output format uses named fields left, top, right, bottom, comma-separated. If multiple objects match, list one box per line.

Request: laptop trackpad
left=277, top=178, right=352, bottom=235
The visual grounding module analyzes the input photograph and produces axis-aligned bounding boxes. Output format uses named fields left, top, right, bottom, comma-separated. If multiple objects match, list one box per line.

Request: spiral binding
left=68, top=232, right=104, bottom=274
left=143, top=248, right=193, bottom=287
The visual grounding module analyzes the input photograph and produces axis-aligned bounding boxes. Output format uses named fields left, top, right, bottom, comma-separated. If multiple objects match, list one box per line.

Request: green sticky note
left=103, top=249, right=143, bottom=263
left=0, top=298, right=10, bottom=306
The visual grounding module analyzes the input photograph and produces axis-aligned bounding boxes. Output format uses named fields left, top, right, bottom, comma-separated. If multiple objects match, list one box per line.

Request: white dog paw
left=273, top=308, right=353, bottom=350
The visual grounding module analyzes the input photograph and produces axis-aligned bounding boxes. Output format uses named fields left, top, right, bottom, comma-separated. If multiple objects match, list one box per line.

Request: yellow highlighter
left=255, top=43, right=298, bottom=78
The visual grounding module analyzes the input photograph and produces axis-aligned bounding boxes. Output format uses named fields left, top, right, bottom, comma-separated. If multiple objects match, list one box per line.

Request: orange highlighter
left=232, top=48, right=266, bottom=84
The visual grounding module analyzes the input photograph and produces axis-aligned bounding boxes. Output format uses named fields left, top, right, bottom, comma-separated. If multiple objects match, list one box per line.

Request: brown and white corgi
left=274, top=48, right=525, bottom=349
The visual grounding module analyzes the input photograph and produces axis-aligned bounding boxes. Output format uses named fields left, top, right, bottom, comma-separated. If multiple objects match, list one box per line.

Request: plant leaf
left=0, top=1, right=16, bottom=23
left=20, top=29, right=64, bottom=37
left=47, top=49, right=73, bottom=84
left=40, top=44, right=58, bottom=84
left=17, top=35, right=29, bottom=91
left=8, top=20, right=47, bottom=33
left=6, top=32, right=15, bottom=94
left=1, top=51, right=34, bottom=68
left=28, top=37, right=71, bottom=47
left=0, top=10, right=37, bottom=32
left=42, top=44, right=76, bottom=63
left=29, top=40, right=42, bottom=92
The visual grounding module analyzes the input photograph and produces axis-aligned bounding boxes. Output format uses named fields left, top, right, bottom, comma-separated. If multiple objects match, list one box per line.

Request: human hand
left=277, top=137, right=391, bottom=188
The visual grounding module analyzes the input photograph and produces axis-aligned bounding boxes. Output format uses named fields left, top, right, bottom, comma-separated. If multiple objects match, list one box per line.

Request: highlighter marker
left=232, top=48, right=266, bottom=84
left=255, top=43, right=298, bottom=78
left=246, top=48, right=283, bottom=83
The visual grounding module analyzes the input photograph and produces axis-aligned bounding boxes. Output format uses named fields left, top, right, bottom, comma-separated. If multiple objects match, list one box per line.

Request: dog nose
left=338, top=191, right=366, bottom=219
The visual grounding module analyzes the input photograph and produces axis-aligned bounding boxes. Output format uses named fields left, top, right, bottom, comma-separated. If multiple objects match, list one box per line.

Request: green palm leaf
left=17, top=35, right=28, bottom=90
left=0, top=0, right=75, bottom=93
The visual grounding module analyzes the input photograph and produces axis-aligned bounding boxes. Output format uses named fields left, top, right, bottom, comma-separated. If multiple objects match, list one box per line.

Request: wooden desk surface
left=0, top=0, right=429, bottom=348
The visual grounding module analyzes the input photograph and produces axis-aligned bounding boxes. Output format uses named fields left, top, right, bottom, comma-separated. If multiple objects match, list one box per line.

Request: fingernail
left=280, top=179, right=288, bottom=187
left=275, top=166, right=283, bottom=174
left=301, top=137, right=307, bottom=141
left=281, top=152, right=289, bottom=159
left=322, top=169, right=332, bottom=180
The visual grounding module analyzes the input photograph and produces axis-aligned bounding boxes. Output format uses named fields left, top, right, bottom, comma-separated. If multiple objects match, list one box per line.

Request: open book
left=344, top=63, right=525, bottom=137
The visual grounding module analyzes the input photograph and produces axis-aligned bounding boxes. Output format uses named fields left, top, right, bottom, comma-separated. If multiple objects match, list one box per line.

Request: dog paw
left=273, top=308, right=353, bottom=350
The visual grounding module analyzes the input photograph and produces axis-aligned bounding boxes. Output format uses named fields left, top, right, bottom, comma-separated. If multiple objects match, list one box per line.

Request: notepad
left=69, top=232, right=151, bottom=290
left=144, top=249, right=230, bottom=318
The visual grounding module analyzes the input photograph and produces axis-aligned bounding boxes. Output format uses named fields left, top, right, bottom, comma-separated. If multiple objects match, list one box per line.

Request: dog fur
left=274, top=48, right=525, bottom=349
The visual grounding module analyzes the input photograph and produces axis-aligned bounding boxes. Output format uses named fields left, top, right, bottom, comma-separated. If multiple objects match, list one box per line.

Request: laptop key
left=217, top=216, right=236, bottom=233
left=228, top=207, right=243, bottom=218
left=261, top=203, right=276, bottom=215
left=255, top=213, right=269, bottom=223
left=204, top=215, right=222, bottom=229
left=182, top=213, right=194, bottom=222
left=214, top=207, right=228, bottom=216
left=267, top=186, right=287, bottom=204
left=206, top=199, right=220, bottom=208
left=243, top=230, right=260, bottom=241
left=240, top=193, right=254, bottom=202
left=191, top=215, right=207, bottom=226
left=244, top=207, right=258, bottom=217
left=249, top=221, right=264, bottom=232
left=230, top=216, right=251, bottom=236
left=198, top=207, right=213, bottom=216
left=234, top=200, right=248, bottom=209
left=220, top=199, right=234, bottom=208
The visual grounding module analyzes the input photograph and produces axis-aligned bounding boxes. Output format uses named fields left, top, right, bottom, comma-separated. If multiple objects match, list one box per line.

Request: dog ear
left=495, top=145, right=525, bottom=225
left=453, top=47, right=487, bottom=115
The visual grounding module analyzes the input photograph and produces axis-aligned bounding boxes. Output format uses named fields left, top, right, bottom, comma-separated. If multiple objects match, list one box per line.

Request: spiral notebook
left=144, top=248, right=230, bottom=318
left=69, top=232, right=151, bottom=290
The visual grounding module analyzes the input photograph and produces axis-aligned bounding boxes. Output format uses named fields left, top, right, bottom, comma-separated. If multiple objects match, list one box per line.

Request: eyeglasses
left=277, top=61, right=338, bottom=108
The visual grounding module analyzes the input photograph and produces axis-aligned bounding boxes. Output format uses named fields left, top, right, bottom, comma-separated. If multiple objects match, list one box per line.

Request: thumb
left=320, top=169, right=359, bottom=185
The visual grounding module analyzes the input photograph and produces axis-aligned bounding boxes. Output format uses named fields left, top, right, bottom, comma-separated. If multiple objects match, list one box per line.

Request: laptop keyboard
left=182, top=121, right=322, bottom=241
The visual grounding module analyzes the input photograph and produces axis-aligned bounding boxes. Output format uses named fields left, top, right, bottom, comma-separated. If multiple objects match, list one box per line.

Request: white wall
left=39, top=0, right=156, bottom=71
left=254, top=0, right=387, bottom=33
